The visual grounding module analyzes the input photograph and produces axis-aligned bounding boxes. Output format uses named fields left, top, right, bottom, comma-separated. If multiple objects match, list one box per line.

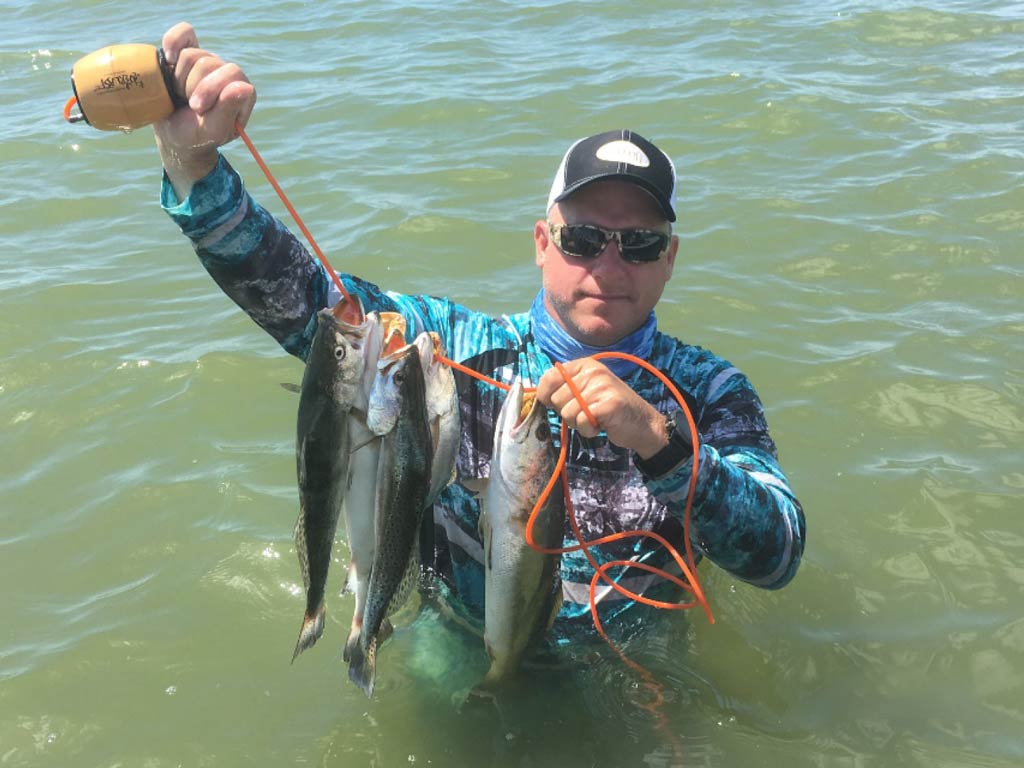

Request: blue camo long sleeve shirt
left=162, top=154, right=806, bottom=642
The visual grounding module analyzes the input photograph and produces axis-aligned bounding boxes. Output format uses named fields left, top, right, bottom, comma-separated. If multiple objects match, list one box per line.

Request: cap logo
left=595, top=140, right=650, bottom=168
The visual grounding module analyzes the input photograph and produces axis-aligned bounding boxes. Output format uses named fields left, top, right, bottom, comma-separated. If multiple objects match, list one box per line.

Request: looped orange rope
left=438, top=350, right=713, bottom=630
left=239, top=125, right=698, bottom=761
left=445, top=350, right=704, bottom=763
left=190, top=121, right=713, bottom=629
left=227, top=125, right=710, bottom=624
left=553, top=360, right=598, bottom=429
left=527, top=355, right=709, bottom=613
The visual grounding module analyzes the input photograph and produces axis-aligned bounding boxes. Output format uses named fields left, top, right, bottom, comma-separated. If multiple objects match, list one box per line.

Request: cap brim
left=553, top=174, right=676, bottom=222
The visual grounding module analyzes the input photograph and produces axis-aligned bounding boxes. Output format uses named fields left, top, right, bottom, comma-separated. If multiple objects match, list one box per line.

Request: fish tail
left=343, top=616, right=361, bottom=663
left=347, top=636, right=378, bottom=698
left=291, top=603, right=326, bottom=662
left=467, top=677, right=499, bottom=704
left=464, top=674, right=507, bottom=721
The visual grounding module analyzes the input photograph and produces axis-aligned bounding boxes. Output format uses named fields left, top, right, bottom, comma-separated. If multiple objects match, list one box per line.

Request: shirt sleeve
left=161, top=152, right=444, bottom=360
left=642, top=368, right=806, bottom=590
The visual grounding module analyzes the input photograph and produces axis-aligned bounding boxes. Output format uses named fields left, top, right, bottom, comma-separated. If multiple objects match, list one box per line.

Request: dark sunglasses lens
left=620, top=230, right=668, bottom=262
left=559, top=225, right=608, bottom=259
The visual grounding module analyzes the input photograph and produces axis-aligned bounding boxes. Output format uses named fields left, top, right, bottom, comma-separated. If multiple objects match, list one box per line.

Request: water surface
left=2, top=1, right=1022, bottom=766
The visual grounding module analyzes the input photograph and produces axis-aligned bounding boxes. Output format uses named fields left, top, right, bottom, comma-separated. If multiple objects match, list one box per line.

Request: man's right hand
left=154, top=22, right=257, bottom=200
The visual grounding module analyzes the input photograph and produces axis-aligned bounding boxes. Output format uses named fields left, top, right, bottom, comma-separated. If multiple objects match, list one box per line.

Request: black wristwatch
left=633, top=411, right=692, bottom=479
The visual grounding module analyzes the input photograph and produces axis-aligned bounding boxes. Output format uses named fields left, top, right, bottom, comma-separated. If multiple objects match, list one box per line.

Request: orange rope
left=63, top=95, right=78, bottom=122
left=553, top=360, right=598, bottom=429
left=234, top=118, right=696, bottom=762
left=235, top=120, right=692, bottom=764
left=231, top=122, right=715, bottom=633
left=527, top=354, right=711, bottom=621
left=234, top=123, right=359, bottom=319
left=231, top=115, right=697, bottom=749
left=442, top=350, right=713, bottom=627
left=434, top=353, right=510, bottom=392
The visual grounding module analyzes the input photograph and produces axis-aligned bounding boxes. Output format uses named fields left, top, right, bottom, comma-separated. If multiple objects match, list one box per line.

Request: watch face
left=634, top=414, right=690, bottom=479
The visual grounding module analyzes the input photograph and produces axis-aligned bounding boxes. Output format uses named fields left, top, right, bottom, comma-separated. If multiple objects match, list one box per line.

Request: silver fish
left=348, top=341, right=434, bottom=696
left=341, top=313, right=407, bottom=663
left=415, top=332, right=459, bottom=505
left=475, top=376, right=564, bottom=694
left=292, top=300, right=381, bottom=661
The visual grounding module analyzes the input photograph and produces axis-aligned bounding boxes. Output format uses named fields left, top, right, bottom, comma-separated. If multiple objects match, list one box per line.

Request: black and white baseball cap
left=546, top=129, right=677, bottom=222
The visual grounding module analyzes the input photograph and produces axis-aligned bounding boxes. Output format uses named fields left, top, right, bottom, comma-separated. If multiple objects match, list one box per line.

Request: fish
left=340, top=312, right=407, bottom=664
left=291, top=299, right=381, bottom=661
left=415, top=332, right=459, bottom=506
left=474, top=376, right=564, bottom=696
left=347, top=340, right=434, bottom=696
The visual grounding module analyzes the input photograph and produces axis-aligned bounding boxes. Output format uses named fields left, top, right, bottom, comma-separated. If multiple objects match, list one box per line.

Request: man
left=155, top=23, right=805, bottom=643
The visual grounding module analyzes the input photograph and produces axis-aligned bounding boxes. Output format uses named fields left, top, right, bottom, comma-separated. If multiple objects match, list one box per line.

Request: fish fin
left=465, top=679, right=499, bottom=707
left=385, top=550, right=420, bottom=618
left=464, top=669, right=512, bottom=722
left=342, top=561, right=355, bottom=595
left=280, top=382, right=301, bottom=394
left=546, top=582, right=564, bottom=632
left=293, top=511, right=311, bottom=591
left=347, top=636, right=377, bottom=698
left=291, top=603, right=326, bottom=662
left=476, top=506, right=491, bottom=568
left=349, top=434, right=378, bottom=455
left=430, top=415, right=441, bottom=457
left=343, top=615, right=361, bottom=663
left=460, top=476, right=488, bottom=497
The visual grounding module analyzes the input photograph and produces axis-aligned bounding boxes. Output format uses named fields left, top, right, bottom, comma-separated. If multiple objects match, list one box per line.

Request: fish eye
left=394, top=370, right=405, bottom=384
left=334, top=346, right=346, bottom=361
left=535, top=421, right=550, bottom=441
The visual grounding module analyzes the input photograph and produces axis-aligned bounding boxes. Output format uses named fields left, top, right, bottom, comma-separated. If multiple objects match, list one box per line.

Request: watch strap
left=633, top=411, right=692, bottom=479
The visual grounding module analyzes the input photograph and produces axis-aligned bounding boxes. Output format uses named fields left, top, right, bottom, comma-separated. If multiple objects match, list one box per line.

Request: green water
left=2, top=1, right=1022, bottom=766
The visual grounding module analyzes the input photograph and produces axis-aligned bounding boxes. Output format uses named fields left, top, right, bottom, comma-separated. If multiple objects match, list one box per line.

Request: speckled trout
left=347, top=340, right=434, bottom=697
left=292, top=300, right=381, bottom=661
left=340, top=312, right=407, bottom=663
left=475, top=377, right=563, bottom=694
left=417, top=332, right=459, bottom=506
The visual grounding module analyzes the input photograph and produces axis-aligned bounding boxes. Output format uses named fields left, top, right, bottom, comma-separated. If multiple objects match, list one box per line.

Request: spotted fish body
left=292, top=302, right=381, bottom=661
left=476, top=377, right=564, bottom=693
left=347, top=343, right=434, bottom=697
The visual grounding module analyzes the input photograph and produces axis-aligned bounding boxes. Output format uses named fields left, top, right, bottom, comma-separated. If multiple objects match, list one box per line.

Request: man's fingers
left=169, top=47, right=216, bottom=103
left=161, top=22, right=199, bottom=65
left=534, top=367, right=561, bottom=406
left=226, top=79, right=257, bottom=131
left=189, top=62, right=253, bottom=116
left=197, top=78, right=257, bottom=139
left=557, top=398, right=600, bottom=437
left=181, top=51, right=228, bottom=110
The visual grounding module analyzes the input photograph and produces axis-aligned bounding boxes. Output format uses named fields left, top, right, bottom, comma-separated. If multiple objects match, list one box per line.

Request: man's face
left=534, top=180, right=678, bottom=347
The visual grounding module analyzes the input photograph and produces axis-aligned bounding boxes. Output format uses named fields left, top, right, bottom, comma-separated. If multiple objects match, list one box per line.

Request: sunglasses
left=548, top=222, right=670, bottom=264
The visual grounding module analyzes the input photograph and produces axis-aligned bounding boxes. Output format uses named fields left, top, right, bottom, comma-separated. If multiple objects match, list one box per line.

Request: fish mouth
left=378, top=316, right=411, bottom=362
left=378, top=342, right=415, bottom=372
left=319, top=299, right=370, bottom=337
left=500, top=379, right=541, bottom=441
left=329, top=295, right=366, bottom=326
left=517, top=391, right=537, bottom=427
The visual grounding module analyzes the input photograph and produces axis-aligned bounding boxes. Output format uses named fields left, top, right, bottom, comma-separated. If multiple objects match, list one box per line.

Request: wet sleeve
left=160, top=152, right=444, bottom=361
left=641, top=371, right=806, bottom=590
